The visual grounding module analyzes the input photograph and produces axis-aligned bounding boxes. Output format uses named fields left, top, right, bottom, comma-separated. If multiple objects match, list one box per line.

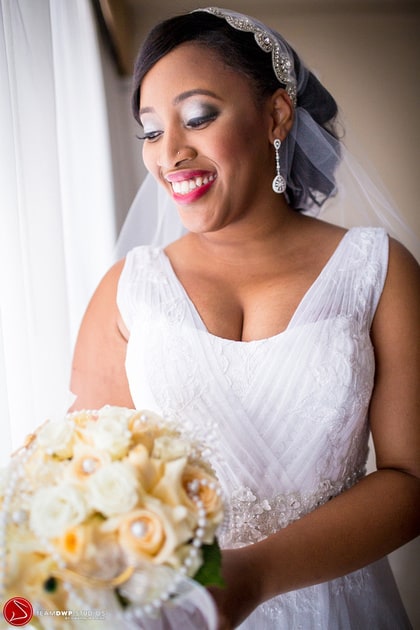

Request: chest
left=174, top=265, right=329, bottom=342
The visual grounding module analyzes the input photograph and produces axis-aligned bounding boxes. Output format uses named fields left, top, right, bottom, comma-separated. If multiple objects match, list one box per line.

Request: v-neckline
left=160, top=228, right=353, bottom=344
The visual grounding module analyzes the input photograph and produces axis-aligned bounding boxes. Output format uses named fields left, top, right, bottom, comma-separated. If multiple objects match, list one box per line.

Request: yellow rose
left=153, top=460, right=223, bottom=530
left=56, top=523, right=90, bottom=564
left=118, top=498, right=193, bottom=566
left=127, top=443, right=163, bottom=492
left=55, top=518, right=125, bottom=581
left=181, top=465, right=224, bottom=542
left=67, top=445, right=111, bottom=483
left=70, top=409, right=97, bottom=428
left=153, top=457, right=189, bottom=507
left=128, top=410, right=181, bottom=455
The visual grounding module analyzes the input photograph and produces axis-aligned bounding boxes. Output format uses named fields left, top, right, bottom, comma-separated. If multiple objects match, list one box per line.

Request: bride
left=70, top=8, right=420, bottom=629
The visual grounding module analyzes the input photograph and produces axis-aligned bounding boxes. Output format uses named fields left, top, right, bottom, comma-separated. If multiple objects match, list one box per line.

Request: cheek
left=142, top=144, right=157, bottom=175
left=217, top=119, right=264, bottom=165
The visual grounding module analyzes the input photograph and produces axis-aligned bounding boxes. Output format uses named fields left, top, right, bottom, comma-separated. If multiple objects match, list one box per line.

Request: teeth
left=172, top=174, right=215, bottom=195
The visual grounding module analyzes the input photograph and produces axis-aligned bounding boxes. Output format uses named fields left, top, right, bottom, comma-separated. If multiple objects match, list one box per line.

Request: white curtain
left=0, top=0, right=116, bottom=464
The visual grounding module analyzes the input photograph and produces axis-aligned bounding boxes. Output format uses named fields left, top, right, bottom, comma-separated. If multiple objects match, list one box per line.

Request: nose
left=156, top=129, right=197, bottom=169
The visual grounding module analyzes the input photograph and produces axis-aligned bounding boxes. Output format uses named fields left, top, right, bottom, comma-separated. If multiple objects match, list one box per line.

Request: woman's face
left=138, top=43, right=274, bottom=235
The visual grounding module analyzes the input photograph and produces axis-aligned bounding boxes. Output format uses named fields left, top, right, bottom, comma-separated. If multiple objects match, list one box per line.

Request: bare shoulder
left=387, top=237, right=420, bottom=279
left=93, top=258, right=126, bottom=298
left=376, top=237, right=420, bottom=320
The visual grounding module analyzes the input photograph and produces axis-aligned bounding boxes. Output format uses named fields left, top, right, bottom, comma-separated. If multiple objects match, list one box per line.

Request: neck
left=187, top=201, right=305, bottom=264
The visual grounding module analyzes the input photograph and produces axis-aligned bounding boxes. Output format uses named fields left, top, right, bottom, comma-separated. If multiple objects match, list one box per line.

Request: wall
left=99, top=4, right=420, bottom=626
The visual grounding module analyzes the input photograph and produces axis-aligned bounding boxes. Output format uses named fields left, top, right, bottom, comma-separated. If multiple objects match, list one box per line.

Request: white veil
left=115, top=7, right=419, bottom=261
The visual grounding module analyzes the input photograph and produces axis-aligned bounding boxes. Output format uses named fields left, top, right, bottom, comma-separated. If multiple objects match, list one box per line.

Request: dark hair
left=132, top=11, right=340, bottom=211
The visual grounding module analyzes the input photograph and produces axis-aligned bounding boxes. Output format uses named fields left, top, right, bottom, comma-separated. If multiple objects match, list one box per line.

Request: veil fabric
left=115, top=7, right=419, bottom=261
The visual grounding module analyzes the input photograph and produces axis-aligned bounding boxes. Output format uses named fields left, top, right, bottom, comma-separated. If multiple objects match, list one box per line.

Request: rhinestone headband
left=193, top=7, right=297, bottom=106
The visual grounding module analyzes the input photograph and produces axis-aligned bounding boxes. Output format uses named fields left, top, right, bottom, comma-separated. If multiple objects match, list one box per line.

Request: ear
left=267, top=88, right=294, bottom=142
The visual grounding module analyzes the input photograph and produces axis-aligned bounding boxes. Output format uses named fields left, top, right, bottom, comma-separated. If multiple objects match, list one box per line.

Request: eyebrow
left=139, top=89, right=222, bottom=116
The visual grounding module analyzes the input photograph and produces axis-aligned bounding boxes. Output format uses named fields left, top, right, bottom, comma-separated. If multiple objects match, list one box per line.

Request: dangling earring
left=272, top=139, right=286, bottom=194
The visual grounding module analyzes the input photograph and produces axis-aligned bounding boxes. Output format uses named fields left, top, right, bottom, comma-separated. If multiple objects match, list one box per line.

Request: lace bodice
left=117, top=227, right=411, bottom=628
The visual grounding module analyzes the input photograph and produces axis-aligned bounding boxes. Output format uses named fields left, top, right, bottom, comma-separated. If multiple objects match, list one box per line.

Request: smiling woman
left=70, top=7, right=420, bottom=629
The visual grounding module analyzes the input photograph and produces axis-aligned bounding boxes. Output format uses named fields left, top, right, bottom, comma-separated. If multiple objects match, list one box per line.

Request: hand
left=208, top=547, right=263, bottom=629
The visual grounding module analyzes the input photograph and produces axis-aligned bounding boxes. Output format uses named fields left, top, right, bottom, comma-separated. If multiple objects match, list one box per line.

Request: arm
left=213, top=239, right=420, bottom=628
left=69, top=260, right=134, bottom=411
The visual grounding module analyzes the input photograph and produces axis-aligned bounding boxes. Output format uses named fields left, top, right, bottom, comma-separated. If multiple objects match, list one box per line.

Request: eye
left=136, top=130, right=163, bottom=143
left=185, top=112, right=218, bottom=129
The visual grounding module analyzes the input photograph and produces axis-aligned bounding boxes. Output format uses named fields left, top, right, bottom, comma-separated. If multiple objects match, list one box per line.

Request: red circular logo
left=3, top=597, right=34, bottom=626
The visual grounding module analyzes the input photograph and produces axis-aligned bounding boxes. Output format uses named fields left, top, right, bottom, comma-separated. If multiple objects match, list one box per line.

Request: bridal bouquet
left=0, top=407, right=224, bottom=629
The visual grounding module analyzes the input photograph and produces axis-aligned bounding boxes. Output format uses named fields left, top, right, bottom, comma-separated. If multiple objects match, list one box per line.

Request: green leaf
left=193, top=539, right=225, bottom=588
left=43, top=576, right=58, bottom=593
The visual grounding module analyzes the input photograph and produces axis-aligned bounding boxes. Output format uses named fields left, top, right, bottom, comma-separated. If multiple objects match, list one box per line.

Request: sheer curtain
left=0, top=0, right=115, bottom=464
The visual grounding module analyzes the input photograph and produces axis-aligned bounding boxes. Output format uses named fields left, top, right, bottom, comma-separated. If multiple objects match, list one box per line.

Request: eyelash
left=186, top=112, right=218, bottom=128
left=137, top=131, right=162, bottom=142
left=137, top=112, right=218, bottom=142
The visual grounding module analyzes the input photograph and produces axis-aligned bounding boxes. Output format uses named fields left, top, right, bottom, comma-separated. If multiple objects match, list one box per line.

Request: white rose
left=85, top=410, right=132, bottom=459
left=87, top=461, right=139, bottom=517
left=37, top=419, right=75, bottom=458
left=30, top=483, right=88, bottom=539
left=152, top=436, right=190, bottom=461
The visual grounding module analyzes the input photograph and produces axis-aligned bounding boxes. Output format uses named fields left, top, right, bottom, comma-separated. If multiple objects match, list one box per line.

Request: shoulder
left=86, top=257, right=127, bottom=311
left=387, top=236, right=419, bottom=297
left=79, top=259, right=127, bottom=336
left=382, top=237, right=419, bottom=304
left=387, top=236, right=419, bottom=277
left=372, top=236, right=420, bottom=342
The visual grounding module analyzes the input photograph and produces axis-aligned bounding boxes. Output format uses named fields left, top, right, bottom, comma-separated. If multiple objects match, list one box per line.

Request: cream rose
left=181, top=465, right=224, bottom=542
left=118, top=498, right=193, bottom=566
left=182, top=465, right=223, bottom=519
left=56, top=523, right=89, bottom=564
left=152, top=457, right=188, bottom=507
left=85, top=410, right=132, bottom=459
left=87, top=461, right=139, bottom=517
left=152, top=435, right=190, bottom=461
left=36, top=419, right=75, bottom=458
left=29, top=483, right=88, bottom=539
left=127, top=444, right=163, bottom=492
left=67, top=445, right=111, bottom=483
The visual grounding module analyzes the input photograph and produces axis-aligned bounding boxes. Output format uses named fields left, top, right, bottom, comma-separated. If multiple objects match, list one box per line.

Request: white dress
left=117, top=227, right=411, bottom=629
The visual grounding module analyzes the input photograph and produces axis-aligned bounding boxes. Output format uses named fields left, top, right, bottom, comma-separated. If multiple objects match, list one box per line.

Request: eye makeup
left=182, top=102, right=219, bottom=127
left=138, top=101, right=219, bottom=141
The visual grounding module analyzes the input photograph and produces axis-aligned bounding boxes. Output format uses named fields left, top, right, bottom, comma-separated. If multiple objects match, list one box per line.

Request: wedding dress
left=117, top=226, right=411, bottom=629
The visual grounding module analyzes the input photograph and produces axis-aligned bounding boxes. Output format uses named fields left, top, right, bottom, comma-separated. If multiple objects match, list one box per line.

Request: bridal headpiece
left=194, top=7, right=297, bottom=106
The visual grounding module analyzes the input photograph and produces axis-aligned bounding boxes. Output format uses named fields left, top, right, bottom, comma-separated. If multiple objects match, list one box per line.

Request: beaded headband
left=193, top=7, right=297, bottom=106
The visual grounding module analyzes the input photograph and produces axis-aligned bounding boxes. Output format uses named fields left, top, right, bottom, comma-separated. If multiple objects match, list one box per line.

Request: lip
left=164, top=169, right=217, bottom=204
left=164, top=169, right=215, bottom=183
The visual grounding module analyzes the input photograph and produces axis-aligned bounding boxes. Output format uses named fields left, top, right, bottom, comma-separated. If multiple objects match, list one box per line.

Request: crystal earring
left=272, top=139, right=286, bottom=194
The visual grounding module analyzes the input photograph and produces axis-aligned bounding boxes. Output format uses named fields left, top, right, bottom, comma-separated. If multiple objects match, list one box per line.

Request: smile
left=171, top=174, right=216, bottom=195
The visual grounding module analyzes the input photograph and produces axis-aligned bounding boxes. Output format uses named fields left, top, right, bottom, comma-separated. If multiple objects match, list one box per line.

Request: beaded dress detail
left=117, top=227, right=411, bottom=629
